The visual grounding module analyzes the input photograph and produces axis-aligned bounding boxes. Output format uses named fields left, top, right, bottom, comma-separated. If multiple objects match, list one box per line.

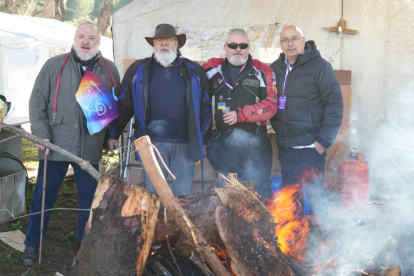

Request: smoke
left=148, top=120, right=167, bottom=136
left=221, top=128, right=271, bottom=197
left=225, top=128, right=260, bottom=148
left=311, top=89, right=414, bottom=273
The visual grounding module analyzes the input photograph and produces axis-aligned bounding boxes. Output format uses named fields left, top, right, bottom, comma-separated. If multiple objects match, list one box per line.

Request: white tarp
left=0, top=12, right=114, bottom=121
left=112, top=0, right=414, bottom=201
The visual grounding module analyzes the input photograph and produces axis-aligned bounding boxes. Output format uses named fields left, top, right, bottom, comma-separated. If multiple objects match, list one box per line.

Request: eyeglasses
left=226, top=43, right=249, bottom=50
left=280, top=37, right=303, bottom=44
left=154, top=37, right=177, bottom=43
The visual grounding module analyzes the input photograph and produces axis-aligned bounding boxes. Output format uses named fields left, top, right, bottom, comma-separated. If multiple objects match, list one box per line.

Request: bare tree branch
left=0, top=122, right=101, bottom=181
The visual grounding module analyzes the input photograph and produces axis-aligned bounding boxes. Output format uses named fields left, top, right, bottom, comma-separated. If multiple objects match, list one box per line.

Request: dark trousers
left=24, top=161, right=99, bottom=247
left=278, top=147, right=327, bottom=219
left=207, top=128, right=273, bottom=199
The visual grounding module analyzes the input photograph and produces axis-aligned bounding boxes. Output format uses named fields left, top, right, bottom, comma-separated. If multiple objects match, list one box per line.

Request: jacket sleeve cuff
left=108, top=126, right=122, bottom=140
left=237, top=107, right=244, bottom=122
left=316, top=136, right=331, bottom=149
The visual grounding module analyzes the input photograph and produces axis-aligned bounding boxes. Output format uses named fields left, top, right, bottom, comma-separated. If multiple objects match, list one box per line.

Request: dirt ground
left=0, top=141, right=80, bottom=276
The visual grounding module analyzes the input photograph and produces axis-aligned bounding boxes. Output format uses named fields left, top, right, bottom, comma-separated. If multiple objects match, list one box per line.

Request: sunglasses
left=226, top=43, right=249, bottom=50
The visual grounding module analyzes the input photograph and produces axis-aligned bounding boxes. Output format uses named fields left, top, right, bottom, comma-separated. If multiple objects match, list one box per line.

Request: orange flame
left=267, top=183, right=310, bottom=262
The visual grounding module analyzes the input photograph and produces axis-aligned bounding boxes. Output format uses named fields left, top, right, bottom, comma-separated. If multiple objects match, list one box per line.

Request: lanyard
left=281, top=59, right=291, bottom=96
left=53, top=53, right=117, bottom=121
left=222, top=63, right=246, bottom=90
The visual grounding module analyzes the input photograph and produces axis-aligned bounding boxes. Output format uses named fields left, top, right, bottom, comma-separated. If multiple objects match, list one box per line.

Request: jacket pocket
left=48, top=114, right=64, bottom=128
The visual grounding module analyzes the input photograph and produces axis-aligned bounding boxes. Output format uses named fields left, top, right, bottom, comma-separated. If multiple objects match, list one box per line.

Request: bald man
left=270, top=25, right=343, bottom=221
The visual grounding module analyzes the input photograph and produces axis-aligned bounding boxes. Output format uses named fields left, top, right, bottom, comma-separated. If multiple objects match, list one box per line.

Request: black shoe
left=21, top=246, right=38, bottom=265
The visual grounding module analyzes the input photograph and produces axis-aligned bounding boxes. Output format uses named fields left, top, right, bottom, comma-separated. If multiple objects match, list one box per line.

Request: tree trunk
left=5, top=0, right=18, bottom=14
left=215, top=174, right=294, bottom=276
left=97, top=0, right=113, bottom=35
left=70, top=174, right=161, bottom=276
left=44, top=0, right=54, bottom=19
left=54, top=0, right=67, bottom=21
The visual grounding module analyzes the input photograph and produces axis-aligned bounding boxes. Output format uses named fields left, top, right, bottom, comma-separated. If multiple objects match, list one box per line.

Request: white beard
left=73, top=43, right=100, bottom=61
left=154, top=45, right=178, bottom=67
left=228, top=54, right=248, bottom=66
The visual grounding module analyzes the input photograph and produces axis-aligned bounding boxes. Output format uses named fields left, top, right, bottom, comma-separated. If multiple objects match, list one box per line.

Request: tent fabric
left=0, top=12, right=114, bottom=121
left=112, top=0, right=414, bottom=199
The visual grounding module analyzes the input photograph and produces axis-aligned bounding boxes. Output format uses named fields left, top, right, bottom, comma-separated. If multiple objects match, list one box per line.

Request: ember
left=267, top=183, right=310, bottom=262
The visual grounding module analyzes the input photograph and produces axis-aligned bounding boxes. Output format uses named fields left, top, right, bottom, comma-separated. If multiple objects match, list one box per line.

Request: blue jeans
left=143, top=142, right=195, bottom=196
left=24, top=161, right=99, bottom=247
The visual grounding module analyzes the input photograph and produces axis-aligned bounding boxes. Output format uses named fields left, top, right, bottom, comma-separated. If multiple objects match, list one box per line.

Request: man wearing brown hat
left=108, top=24, right=211, bottom=195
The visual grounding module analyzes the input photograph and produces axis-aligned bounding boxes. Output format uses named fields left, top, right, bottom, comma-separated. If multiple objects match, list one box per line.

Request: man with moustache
left=22, top=22, right=120, bottom=265
left=108, top=24, right=211, bottom=195
left=270, top=25, right=343, bottom=221
left=204, top=29, right=277, bottom=199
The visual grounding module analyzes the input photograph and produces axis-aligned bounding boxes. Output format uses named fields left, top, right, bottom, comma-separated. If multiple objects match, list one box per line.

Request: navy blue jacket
left=110, top=55, right=211, bottom=161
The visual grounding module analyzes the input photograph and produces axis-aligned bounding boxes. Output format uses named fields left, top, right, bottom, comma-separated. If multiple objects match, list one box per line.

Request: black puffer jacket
left=270, top=41, right=343, bottom=149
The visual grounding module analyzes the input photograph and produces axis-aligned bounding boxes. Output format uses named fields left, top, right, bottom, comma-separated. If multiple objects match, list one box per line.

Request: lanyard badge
left=279, top=59, right=291, bottom=110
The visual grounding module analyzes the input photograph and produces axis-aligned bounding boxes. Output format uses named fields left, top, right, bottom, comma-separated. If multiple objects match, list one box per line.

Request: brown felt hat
left=145, top=24, right=186, bottom=48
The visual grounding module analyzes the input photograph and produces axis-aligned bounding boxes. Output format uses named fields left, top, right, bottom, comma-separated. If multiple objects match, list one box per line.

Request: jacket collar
left=222, top=54, right=253, bottom=83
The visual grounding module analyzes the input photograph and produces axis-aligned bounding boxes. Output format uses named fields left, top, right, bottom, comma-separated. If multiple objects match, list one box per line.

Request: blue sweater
left=148, top=58, right=188, bottom=143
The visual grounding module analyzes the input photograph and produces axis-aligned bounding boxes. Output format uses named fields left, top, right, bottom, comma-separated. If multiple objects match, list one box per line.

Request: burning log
left=70, top=174, right=161, bottom=276
left=215, top=174, right=294, bottom=276
left=284, top=255, right=314, bottom=276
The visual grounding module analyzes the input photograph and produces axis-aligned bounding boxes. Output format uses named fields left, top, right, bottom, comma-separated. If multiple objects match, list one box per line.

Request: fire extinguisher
left=338, top=149, right=370, bottom=208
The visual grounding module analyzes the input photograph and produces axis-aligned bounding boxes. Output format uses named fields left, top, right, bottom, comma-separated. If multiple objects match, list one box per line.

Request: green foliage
left=22, top=139, right=38, bottom=163
left=1, top=0, right=133, bottom=38
left=57, top=230, right=75, bottom=242
left=9, top=220, right=22, bottom=231
left=67, top=0, right=94, bottom=15
left=62, top=182, right=70, bottom=192
left=0, top=249, right=22, bottom=262
left=0, top=0, right=43, bottom=17
left=100, top=151, right=120, bottom=175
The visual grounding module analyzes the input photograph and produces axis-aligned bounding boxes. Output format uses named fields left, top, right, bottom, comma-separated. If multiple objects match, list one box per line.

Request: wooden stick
left=134, top=136, right=231, bottom=276
left=0, top=122, right=100, bottom=180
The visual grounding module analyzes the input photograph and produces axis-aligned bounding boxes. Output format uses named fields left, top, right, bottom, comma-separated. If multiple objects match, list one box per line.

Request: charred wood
left=284, top=255, right=314, bottom=276
left=215, top=174, right=294, bottom=276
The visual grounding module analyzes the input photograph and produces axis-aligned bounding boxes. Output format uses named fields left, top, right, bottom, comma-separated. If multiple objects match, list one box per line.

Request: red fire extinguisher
left=338, top=149, right=369, bottom=208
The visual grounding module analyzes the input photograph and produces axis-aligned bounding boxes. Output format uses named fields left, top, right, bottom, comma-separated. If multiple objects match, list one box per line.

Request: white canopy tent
left=112, top=0, right=414, bottom=201
left=0, top=12, right=114, bottom=122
